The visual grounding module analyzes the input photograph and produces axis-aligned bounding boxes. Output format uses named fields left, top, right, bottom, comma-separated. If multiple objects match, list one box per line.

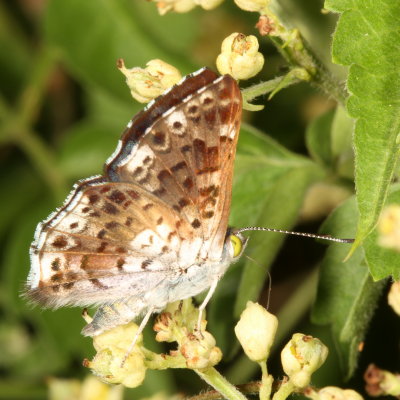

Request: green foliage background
left=0, top=0, right=399, bottom=399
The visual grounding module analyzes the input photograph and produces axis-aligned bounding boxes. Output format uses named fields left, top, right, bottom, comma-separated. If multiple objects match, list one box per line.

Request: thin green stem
left=188, top=382, right=262, bottom=400
left=18, top=47, right=58, bottom=126
left=242, top=74, right=301, bottom=104
left=258, top=1, right=347, bottom=105
left=259, top=361, right=273, bottom=400
left=242, top=76, right=286, bottom=101
left=195, top=367, right=249, bottom=400
left=0, top=44, right=67, bottom=201
left=269, top=36, right=346, bottom=105
left=272, top=380, right=295, bottom=400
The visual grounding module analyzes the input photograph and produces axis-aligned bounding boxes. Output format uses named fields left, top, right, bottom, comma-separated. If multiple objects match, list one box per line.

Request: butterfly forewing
left=27, top=68, right=242, bottom=309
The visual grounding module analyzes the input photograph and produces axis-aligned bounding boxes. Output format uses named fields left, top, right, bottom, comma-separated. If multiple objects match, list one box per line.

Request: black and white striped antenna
left=237, top=226, right=354, bottom=244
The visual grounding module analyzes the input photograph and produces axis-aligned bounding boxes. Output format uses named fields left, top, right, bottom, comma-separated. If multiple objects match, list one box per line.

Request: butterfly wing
left=27, top=68, right=242, bottom=308
left=106, top=68, right=241, bottom=259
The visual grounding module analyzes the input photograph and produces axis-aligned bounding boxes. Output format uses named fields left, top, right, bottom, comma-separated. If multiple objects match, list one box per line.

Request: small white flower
left=117, top=59, right=181, bottom=103
left=216, top=33, right=264, bottom=80
left=234, top=301, right=278, bottom=362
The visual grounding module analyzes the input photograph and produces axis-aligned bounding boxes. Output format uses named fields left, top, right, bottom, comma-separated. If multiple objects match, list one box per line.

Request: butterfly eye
left=230, top=234, right=243, bottom=258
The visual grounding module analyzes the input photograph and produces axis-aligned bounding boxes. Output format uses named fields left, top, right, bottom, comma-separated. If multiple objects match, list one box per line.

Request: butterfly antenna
left=237, top=227, right=354, bottom=244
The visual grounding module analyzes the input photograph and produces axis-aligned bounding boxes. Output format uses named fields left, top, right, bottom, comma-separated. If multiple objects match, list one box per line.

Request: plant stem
left=188, top=382, right=262, bottom=400
left=195, top=367, right=249, bottom=400
left=242, top=73, right=301, bottom=105
left=269, top=36, right=346, bottom=105
left=258, top=1, right=347, bottom=105
left=13, top=126, right=67, bottom=201
left=259, top=361, right=273, bottom=400
left=0, top=45, right=67, bottom=201
left=18, top=47, right=58, bottom=126
left=272, top=380, right=295, bottom=400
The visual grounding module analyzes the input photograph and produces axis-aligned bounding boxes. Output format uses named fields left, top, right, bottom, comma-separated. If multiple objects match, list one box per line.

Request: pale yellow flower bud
left=216, top=33, right=264, bottom=80
left=194, top=0, right=224, bottom=10
left=388, top=281, right=400, bottom=316
left=234, top=0, right=269, bottom=13
left=85, top=346, right=146, bottom=388
left=117, top=59, right=182, bottom=103
left=79, top=375, right=123, bottom=399
left=305, top=386, right=364, bottom=400
left=154, top=311, right=176, bottom=343
left=234, top=301, right=278, bottom=362
left=152, top=0, right=197, bottom=15
left=281, top=333, right=328, bottom=388
left=180, top=331, right=222, bottom=369
left=320, top=387, right=363, bottom=400
left=365, top=364, right=400, bottom=397
left=377, top=204, right=400, bottom=252
left=93, top=322, right=143, bottom=352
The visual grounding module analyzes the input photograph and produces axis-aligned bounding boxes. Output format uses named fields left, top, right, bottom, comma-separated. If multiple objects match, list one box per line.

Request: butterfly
left=26, top=67, right=247, bottom=337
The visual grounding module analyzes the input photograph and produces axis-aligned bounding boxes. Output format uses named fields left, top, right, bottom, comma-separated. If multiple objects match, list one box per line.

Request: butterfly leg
left=121, top=306, right=155, bottom=367
left=196, top=278, right=219, bottom=334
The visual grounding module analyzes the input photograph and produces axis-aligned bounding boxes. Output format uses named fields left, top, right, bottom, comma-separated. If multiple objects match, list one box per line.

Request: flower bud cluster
left=364, top=364, right=400, bottom=397
left=154, top=299, right=222, bottom=369
left=84, top=323, right=147, bottom=388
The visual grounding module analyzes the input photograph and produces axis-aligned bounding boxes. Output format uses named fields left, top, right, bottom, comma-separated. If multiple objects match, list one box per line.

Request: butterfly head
left=224, top=228, right=249, bottom=261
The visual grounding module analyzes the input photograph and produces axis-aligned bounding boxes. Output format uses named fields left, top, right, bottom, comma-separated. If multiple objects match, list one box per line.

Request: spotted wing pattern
left=27, top=68, right=242, bottom=308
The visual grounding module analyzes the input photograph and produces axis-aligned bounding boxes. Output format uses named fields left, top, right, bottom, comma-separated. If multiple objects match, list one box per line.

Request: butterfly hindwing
left=27, top=68, right=242, bottom=312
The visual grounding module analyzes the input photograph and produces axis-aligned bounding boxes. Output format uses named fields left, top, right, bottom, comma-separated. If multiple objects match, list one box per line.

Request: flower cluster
left=84, top=323, right=147, bottom=388
left=83, top=299, right=222, bottom=388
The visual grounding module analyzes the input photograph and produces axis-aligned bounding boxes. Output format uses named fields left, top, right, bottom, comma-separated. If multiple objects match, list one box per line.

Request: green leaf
left=130, top=0, right=199, bottom=55
left=312, top=197, right=386, bottom=378
left=325, top=0, right=400, bottom=247
left=0, top=165, right=40, bottom=239
left=230, top=124, right=323, bottom=317
left=57, top=120, right=124, bottom=179
left=364, top=185, right=400, bottom=280
left=331, top=105, right=353, bottom=159
left=306, top=108, right=334, bottom=167
left=331, top=105, right=354, bottom=179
